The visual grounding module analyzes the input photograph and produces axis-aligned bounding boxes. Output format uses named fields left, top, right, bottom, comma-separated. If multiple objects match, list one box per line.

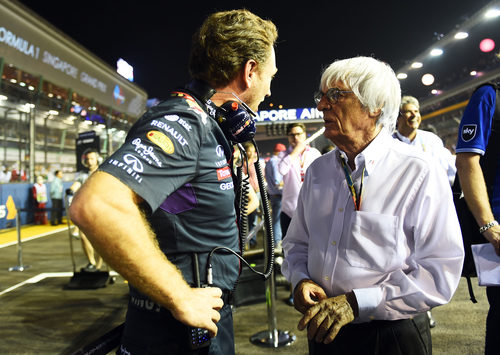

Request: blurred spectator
left=394, top=95, right=457, bottom=185
left=50, top=170, right=64, bottom=225
left=265, top=143, right=286, bottom=247
left=33, top=175, right=48, bottom=225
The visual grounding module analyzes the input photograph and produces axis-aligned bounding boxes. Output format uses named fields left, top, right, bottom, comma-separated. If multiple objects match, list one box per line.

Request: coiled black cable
left=206, top=140, right=274, bottom=284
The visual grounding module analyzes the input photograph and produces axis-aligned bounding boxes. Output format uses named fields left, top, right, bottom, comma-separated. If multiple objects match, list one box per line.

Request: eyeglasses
left=314, top=88, right=353, bottom=105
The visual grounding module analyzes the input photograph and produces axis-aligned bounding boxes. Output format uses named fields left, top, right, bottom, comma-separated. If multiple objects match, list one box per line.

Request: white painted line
left=0, top=271, right=119, bottom=296
left=0, top=227, right=68, bottom=249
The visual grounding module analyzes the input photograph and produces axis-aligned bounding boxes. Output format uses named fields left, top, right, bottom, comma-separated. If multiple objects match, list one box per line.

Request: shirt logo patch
left=147, top=130, right=175, bottom=154
left=461, top=124, right=477, bottom=142
left=123, top=154, right=144, bottom=172
left=216, top=166, right=231, bottom=181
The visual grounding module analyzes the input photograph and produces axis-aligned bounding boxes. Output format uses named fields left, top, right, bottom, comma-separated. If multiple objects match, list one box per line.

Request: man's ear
left=242, top=59, right=258, bottom=89
left=369, top=108, right=382, bottom=119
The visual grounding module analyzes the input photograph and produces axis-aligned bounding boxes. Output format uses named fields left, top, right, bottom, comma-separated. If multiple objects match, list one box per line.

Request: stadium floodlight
left=397, top=73, right=408, bottom=79
left=430, top=48, right=443, bottom=56
left=421, top=73, right=435, bottom=86
left=484, top=8, right=500, bottom=19
left=454, top=32, right=469, bottom=40
left=411, top=62, right=423, bottom=69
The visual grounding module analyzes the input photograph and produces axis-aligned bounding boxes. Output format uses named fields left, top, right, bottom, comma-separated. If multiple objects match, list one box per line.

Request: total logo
left=113, top=85, right=125, bottom=105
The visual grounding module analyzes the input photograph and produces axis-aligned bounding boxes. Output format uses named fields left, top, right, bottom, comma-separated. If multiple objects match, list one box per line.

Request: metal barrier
left=247, top=219, right=296, bottom=348
left=8, top=212, right=30, bottom=272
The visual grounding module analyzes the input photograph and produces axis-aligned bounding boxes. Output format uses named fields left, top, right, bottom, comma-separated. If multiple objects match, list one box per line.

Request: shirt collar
left=338, top=128, right=392, bottom=176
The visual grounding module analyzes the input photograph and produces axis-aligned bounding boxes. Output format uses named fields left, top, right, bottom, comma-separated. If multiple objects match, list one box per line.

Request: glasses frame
left=314, top=88, right=353, bottom=105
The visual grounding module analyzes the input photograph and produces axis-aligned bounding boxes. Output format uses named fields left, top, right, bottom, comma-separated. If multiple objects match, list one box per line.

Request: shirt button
left=324, top=276, right=329, bottom=281
left=331, top=241, right=337, bottom=246
left=338, top=208, right=344, bottom=212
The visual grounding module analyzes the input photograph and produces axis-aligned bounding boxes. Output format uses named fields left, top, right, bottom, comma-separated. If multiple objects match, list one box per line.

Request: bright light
left=411, top=62, right=423, bottom=69
left=0, top=95, right=7, bottom=100
left=9, top=79, right=17, bottom=83
left=470, top=71, right=477, bottom=76
left=117, top=58, right=134, bottom=82
left=421, top=73, right=435, bottom=86
left=48, top=110, right=59, bottom=115
left=397, top=73, right=408, bottom=79
left=19, top=82, right=26, bottom=87
left=484, top=8, right=500, bottom=19
left=480, top=38, right=495, bottom=52
left=430, top=48, right=443, bottom=56
left=28, top=86, right=35, bottom=91
left=454, top=32, right=469, bottom=40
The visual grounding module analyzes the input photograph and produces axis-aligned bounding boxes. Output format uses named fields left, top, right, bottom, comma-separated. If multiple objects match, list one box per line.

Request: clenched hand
left=298, top=292, right=358, bottom=344
left=171, top=286, right=224, bottom=337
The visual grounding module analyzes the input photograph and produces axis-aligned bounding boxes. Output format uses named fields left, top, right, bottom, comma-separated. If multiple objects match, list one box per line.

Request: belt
left=129, top=289, right=233, bottom=314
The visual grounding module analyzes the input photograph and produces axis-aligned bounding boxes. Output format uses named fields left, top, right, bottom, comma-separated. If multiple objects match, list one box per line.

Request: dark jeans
left=50, top=198, right=63, bottom=224
left=308, top=313, right=431, bottom=355
left=118, top=302, right=234, bottom=355
left=486, top=286, right=500, bottom=355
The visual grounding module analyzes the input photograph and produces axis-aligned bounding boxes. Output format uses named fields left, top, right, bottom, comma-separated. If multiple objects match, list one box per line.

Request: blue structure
left=0, top=182, right=73, bottom=230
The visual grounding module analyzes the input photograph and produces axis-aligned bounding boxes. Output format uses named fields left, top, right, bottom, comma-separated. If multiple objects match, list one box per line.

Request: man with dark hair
left=69, top=9, right=278, bottom=354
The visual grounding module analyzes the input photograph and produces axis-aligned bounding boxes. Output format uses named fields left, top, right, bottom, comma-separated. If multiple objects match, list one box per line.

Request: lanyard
left=339, top=155, right=365, bottom=211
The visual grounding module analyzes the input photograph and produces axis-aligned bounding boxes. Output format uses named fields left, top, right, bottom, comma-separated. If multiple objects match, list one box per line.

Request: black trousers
left=308, top=313, right=431, bottom=355
left=118, top=302, right=234, bottom=355
left=485, top=286, right=500, bottom=355
left=50, top=198, right=63, bottom=224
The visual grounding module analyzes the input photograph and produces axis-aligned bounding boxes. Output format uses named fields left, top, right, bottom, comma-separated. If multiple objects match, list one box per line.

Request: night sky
left=17, top=0, right=494, bottom=109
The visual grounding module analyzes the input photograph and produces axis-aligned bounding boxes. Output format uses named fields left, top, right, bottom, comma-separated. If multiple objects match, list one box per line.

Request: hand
left=298, top=292, right=357, bottom=344
left=483, top=225, right=500, bottom=256
left=293, top=279, right=327, bottom=314
left=170, top=287, right=224, bottom=337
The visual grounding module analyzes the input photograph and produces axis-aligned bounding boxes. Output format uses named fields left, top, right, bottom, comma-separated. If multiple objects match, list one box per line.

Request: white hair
left=320, top=56, right=401, bottom=132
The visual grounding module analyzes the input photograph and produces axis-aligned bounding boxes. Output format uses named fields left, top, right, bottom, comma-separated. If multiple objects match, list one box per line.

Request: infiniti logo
left=123, top=154, right=144, bottom=172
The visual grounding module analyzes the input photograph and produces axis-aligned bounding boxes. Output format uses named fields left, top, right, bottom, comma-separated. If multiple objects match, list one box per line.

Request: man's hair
left=400, top=95, right=420, bottom=110
left=286, top=122, right=306, bottom=135
left=189, top=9, right=278, bottom=88
left=319, top=56, right=401, bottom=132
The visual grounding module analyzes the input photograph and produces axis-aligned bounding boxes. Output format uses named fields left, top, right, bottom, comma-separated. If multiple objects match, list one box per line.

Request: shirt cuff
left=352, top=286, right=383, bottom=322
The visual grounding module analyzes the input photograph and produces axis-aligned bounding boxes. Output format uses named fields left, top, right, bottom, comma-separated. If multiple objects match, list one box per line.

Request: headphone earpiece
left=217, top=101, right=256, bottom=143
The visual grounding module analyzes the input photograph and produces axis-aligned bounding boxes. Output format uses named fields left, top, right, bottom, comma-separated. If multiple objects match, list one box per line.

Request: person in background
left=265, top=142, right=286, bottom=249
left=33, top=175, right=48, bottom=225
left=455, top=83, right=500, bottom=355
left=393, top=94, right=458, bottom=328
left=50, top=170, right=64, bottom=225
left=69, top=9, right=278, bottom=354
left=69, top=149, right=103, bottom=271
left=282, top=56, right=464, bottom=354
left=394, top=95, right=456, bottom=185
left=278, top=122, right=321, bottom=305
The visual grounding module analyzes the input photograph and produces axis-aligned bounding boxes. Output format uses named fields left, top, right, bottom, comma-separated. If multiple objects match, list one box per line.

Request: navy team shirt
left=99, top=90, right=240, bottom=292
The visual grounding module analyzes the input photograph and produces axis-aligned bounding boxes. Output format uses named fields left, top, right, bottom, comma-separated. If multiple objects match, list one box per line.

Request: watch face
left=461, top=124, right=477, bottom=142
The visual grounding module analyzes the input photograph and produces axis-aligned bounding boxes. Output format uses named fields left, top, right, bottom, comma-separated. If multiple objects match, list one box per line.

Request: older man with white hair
left=282, top=56, right=464, bottom=355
